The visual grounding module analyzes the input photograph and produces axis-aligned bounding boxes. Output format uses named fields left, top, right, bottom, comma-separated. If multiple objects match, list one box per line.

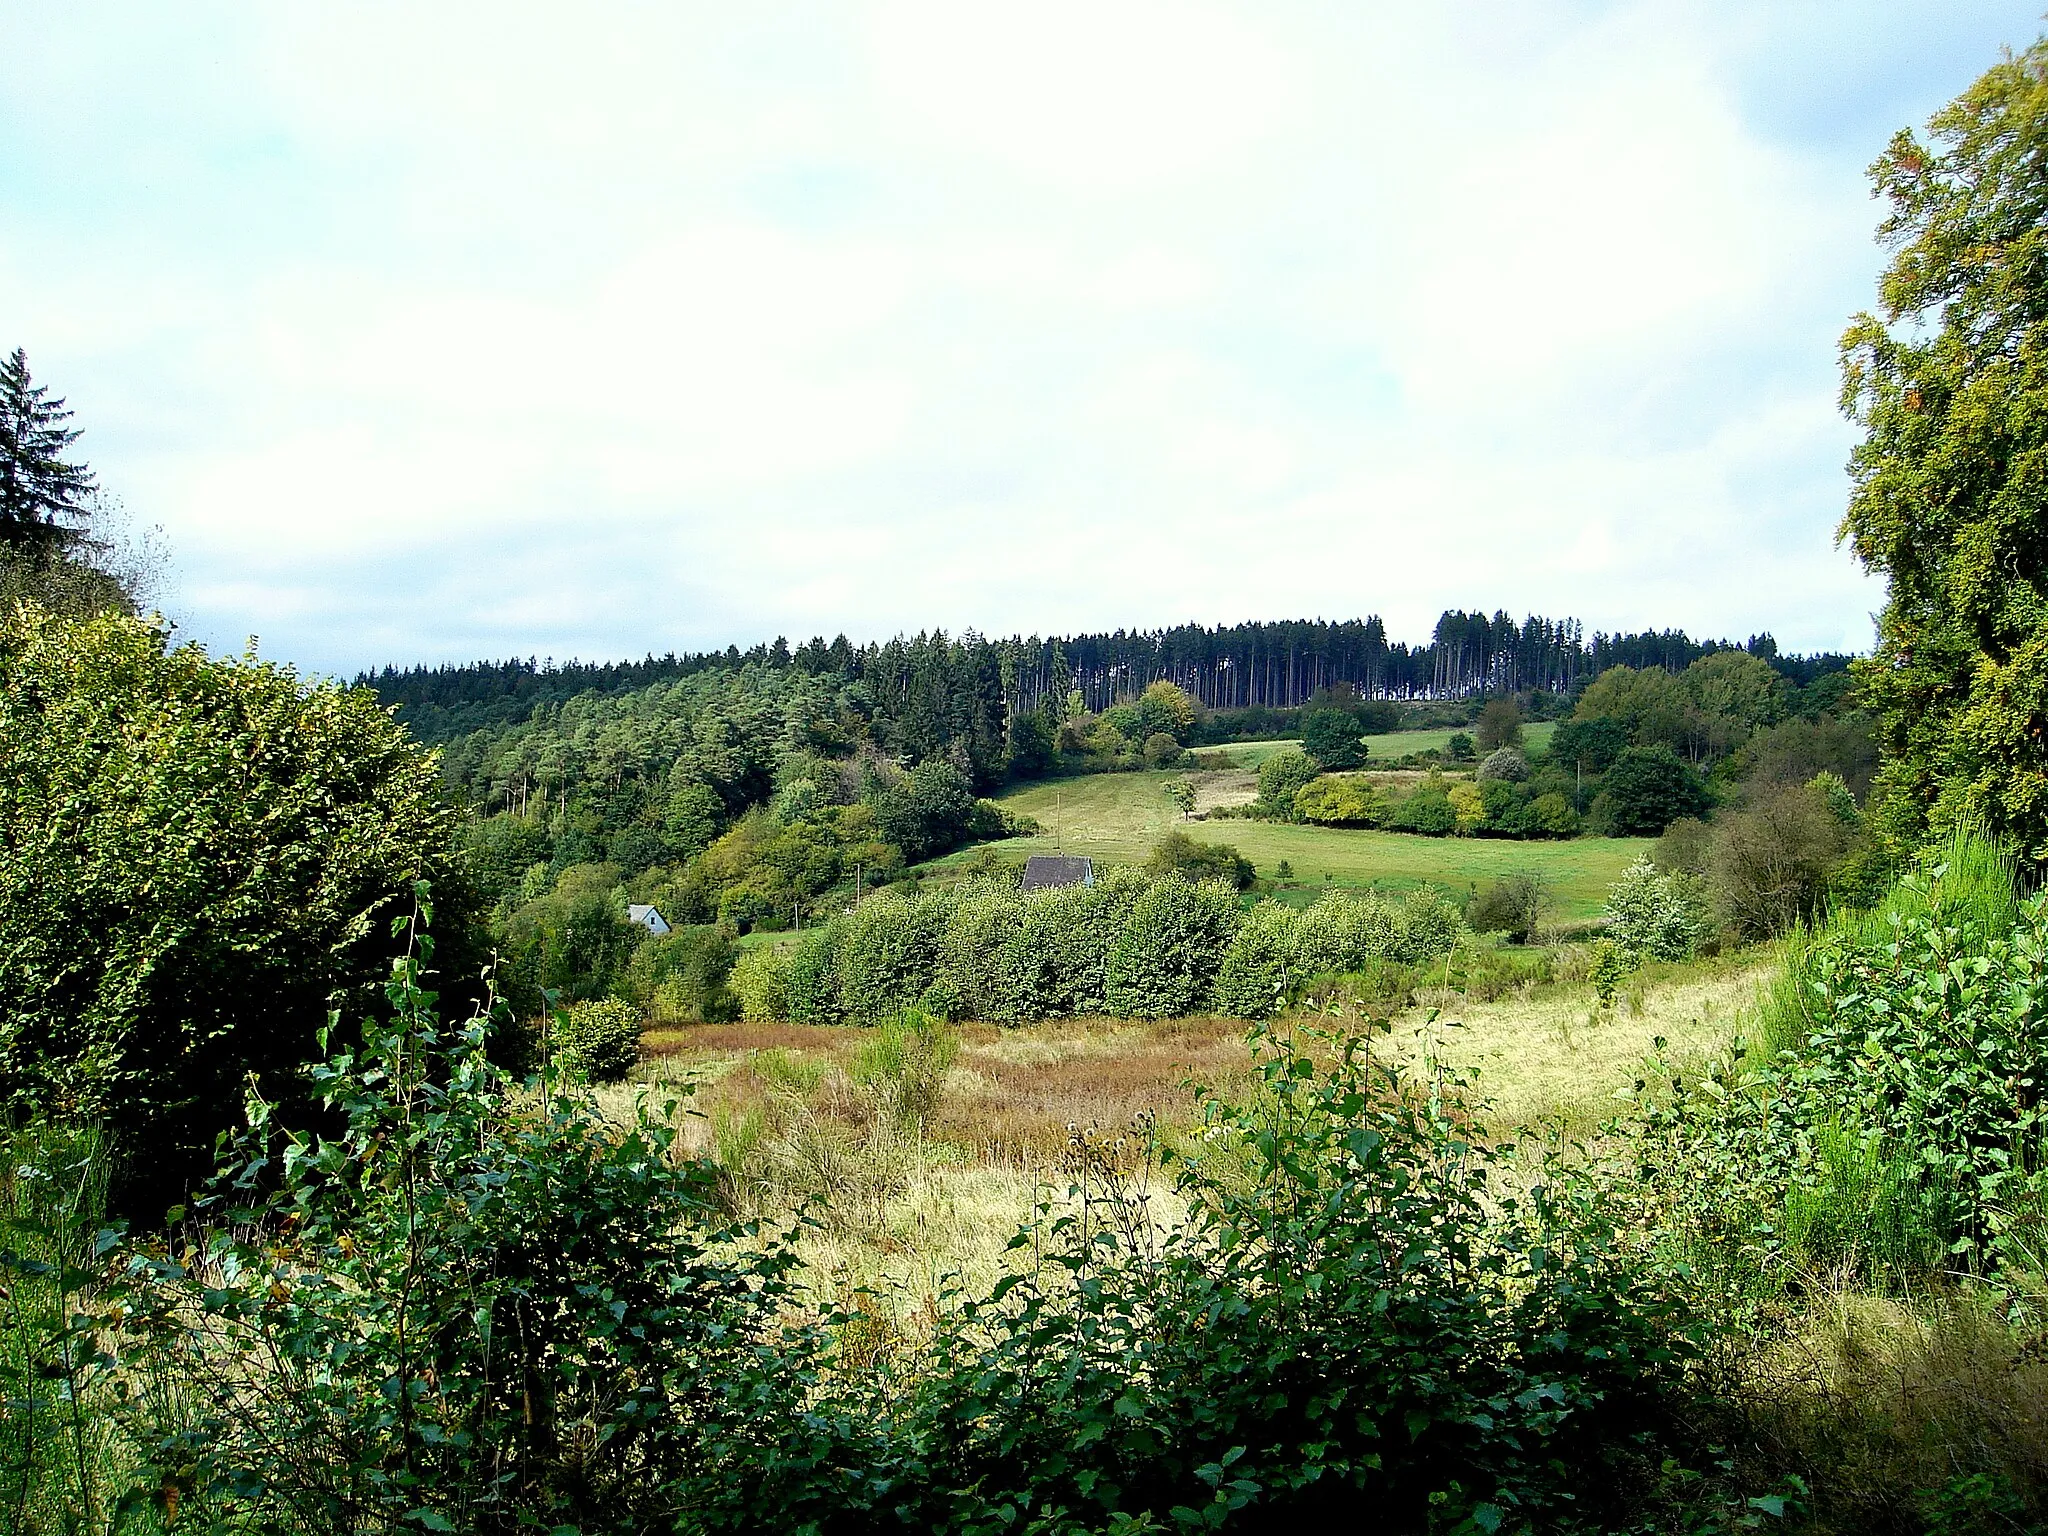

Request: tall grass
left=0, top=1122, right=155, bottom=1535
left=1755, top=826, right=2021, bottom=1064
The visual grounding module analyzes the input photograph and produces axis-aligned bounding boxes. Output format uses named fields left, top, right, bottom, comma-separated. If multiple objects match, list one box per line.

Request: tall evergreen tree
left=0, top=348, right=97, bottom=553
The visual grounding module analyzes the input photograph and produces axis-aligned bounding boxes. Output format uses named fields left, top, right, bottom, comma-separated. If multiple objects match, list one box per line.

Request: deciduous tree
left=1840, top=41, right=2048, bottom=858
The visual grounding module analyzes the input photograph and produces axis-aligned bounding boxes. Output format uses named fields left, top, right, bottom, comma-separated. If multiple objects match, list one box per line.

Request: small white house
left=627, top=903, right=671, bottom=936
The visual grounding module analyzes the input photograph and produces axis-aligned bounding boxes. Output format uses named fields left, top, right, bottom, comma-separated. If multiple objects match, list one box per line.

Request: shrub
left=1255, top=750, right=1321, bottom=819
left=1445, top=731, right=1476, bottom=761
left=1104, top=876, right=1241, bottom=1017
left=1604, top=857, right=1711, bottom=963
left=1467, top=874, right=1548, bottom=943
left=1395, top=889, right=1469, bottom=962
left=100, top=925, right=810, bottom=1533
left=835, top=889, right=953, bottom=1023
left=1213, top=900, right=1298, bottom=1017
left=0, top=604, right=471, bottom=1208
left=1708, top=779, right=1855, bottom=940
left=1475, top=696, right=1524, bottom=752
left=1387, top=781, right=1457, bottom=835
left=1007, top=874, right=1145, bottom=1019
left=1639, top=834, right=2048, bottom=1288
left=730, top=943, right=788, bottom=1021
left=1653, top=815, right=1713, bottom=876
left=552, top=996, right=644, bottom=1082
left=878, top=1023, right=1698, bottom=1533
left=1589, top=939, right=1630, bottom=1005
left=1293, top=891, right=1402, bottom=973
left=1448, top=780, right=1486, bottom=834
left=626, top=924, right=737, bottom=1023
left=1147, top=829, right=1255, bottom=890
left=780, top=923, right=843, bottom=1024
left=1294, top=774, right=1383, bottom=826
left=937, top=879, right=1025, bottom=1022
left=1476, top=746, right=1529, bottom=782
left=1301, top=708, right=1368, bottom=769
left=1526, top=790, right=1580, bottom=838
left=1142, top=731, right=1183, bottom=768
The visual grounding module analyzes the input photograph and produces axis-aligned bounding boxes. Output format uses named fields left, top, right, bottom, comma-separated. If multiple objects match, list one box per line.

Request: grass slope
left=951, top=767, right=1648, bottom=920
left=1363, top=719, right=1557, bottom=760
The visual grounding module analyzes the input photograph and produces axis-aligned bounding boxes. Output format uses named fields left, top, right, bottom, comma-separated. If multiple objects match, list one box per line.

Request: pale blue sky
left=2, top=2, right=2037, bottom=673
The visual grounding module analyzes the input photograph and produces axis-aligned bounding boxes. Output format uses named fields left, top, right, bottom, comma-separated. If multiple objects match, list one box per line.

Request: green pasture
left=939, top=767, right=1647, bottom=920
left=1219, top=738, right=1302, bottom=767
left=1363, top=719, right=1557, bottom=761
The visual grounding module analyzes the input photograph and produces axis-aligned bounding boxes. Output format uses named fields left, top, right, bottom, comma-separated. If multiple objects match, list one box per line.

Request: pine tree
left=0, top=348, right=97, bottom=553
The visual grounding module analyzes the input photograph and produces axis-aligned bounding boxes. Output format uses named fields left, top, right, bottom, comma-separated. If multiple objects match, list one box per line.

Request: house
left=1018, top=855, right=1094, bottom=893
left=627, top=904, right=672, bottom=936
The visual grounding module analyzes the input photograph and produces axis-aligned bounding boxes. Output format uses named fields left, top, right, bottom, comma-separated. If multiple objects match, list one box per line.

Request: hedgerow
left=741, top=878, right=1470, bottom=1024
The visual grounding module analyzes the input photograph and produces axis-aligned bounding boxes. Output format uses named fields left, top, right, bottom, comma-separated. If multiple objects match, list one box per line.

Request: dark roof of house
left=1019, top=855, right=1095, bottom=892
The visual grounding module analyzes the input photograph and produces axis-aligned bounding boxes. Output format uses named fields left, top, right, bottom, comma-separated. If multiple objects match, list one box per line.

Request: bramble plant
left=101, top=889, right=812, bottom=1533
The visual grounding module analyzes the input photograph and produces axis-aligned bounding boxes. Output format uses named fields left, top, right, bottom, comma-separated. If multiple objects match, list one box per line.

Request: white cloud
left=3, top=0, right=2038, bottom=671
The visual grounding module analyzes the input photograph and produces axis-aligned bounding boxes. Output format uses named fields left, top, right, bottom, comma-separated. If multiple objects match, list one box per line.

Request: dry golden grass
left=1378, top=953, right=1772, bottom=1133
left=616, top=951, right=1765, bottom=1332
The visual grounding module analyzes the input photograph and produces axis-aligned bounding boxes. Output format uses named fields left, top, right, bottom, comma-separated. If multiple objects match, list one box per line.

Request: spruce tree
left=0, top=348, right=97, bottom=553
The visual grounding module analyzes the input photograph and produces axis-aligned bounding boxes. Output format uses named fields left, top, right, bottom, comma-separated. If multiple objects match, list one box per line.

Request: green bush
left=938, top=879, right=1025, bottom=1022
left=780, top=923, right=843, bottom=1024
left=1293, top=773, right=1383, bottom=826
left=1104, top=876, right=1241, bottom=1017
left=1386, top=781, right=1457, bottom=835
left=1604, top=856, right=1711, bottom=962
left=1526, top=790, right=1582, bottom=838
left=1600, top=745, right=1710, bottom=836
left=625, top=924, right=737, bottom=1023
left=1146, top=829, right=1256, bottom=890
left=836, top=889, right=954, bottom=1023
left=1291, top=890, right=1400, bottom=973
left=1300, top=707, right=1368, bottom=769
left=1639, top=833, right=2048, bottom=1288
left=1212, top=899, right=1298, bottom=1017
left=1396, top=889, right=1469, bottom=962
left=729, top=943, right=787, bottom=1022
left=0, top=603, right=470, bottom=1207
left=552, top=996, right=643, bottom=1083
left=853, top=1023, right=1699, bottom=1533
left=95, top=923, right=808, bottom=1532
left=1467, top=874, right=1547, bottom=943
left=1254, top=749, right=1321, bottom=819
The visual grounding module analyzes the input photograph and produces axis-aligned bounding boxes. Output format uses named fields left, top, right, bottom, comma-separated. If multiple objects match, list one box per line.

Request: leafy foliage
left=1254, top=749, right=1321, bottom=820
left=550, top=996, right=644, bottom=1083
left=100, top=904, right=809, bottom=1534
left=0, top=603, right=467, bottom=1206
left=1604, top=857, right=1711, bottom=964
left=833, top=1021, right=1701, bottom=1533
left=1146, top=829, right=1256, bottom=890
left=1839, top=40, right=2048, bottom=861
left=1595, top=746, right=1710, bottom=837
left=1640, top=834, right=2048, bottom=1289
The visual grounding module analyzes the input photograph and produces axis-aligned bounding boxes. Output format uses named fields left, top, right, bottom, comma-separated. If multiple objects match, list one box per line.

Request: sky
left=1, top=2, right=2039, bottom=676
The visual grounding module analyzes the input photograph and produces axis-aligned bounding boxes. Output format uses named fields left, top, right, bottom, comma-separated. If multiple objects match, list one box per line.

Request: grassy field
left=943, top=766, right=1648, bottom=920
left=620, top=947, right=1766, bottom=1320
left=1365, top=719, right=1557, bottom=759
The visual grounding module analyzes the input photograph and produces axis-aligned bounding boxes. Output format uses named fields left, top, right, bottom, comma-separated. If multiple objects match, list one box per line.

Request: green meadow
left=944, top=762, right=1649, bottom=921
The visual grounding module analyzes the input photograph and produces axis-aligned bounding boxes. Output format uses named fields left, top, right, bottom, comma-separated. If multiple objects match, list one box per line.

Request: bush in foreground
left=0, top=602, right=472, bottom=1210
left=36, top=951, right=1709, bottom=1533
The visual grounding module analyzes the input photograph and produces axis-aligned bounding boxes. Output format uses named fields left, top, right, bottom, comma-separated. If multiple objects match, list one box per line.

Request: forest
left=365, top=612, right=1854, bottom=746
